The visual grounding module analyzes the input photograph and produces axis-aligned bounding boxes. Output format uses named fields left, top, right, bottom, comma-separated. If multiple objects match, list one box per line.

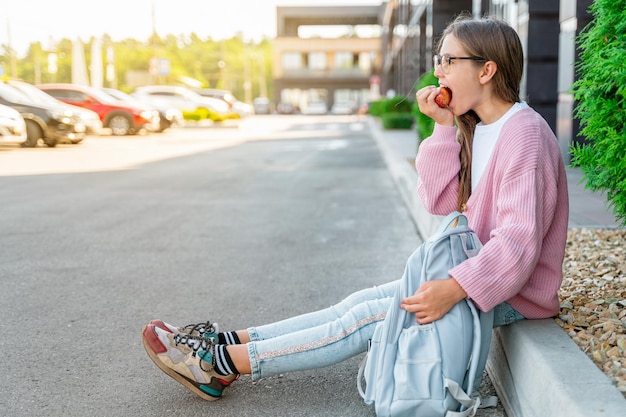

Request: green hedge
left=381, top=112, right=414, bottom=129
left=412, top=71, right=438, bottom=141
left=368, top=100, right=386, bottom=117
left=368, top=96, right=416, bottom=130
left=570, top=0, right=626, bottom=225
left=182, top=108, right=226, bottom=122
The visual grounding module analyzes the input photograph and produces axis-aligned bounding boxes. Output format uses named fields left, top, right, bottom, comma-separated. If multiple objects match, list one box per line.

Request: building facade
left=273, top=5, right=385, bottom=113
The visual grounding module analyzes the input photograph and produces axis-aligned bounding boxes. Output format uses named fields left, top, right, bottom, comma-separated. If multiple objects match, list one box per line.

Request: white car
left=0, top=103, right=27, bottom=145
left=331, top=101, right=356, bottom=115
left=253, top=97, right=271, bottom=115
left=195, top=88, right=253, bottom=118
left=303, top=101, right=328, bottom=115
left=132, top=85, right=229, bottom=118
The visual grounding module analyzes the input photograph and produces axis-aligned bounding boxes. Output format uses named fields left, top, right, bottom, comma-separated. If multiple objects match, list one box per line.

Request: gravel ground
left=557, top=228, right=626, bottom=397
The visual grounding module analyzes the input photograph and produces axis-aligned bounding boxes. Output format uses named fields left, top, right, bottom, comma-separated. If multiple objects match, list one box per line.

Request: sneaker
left=150, top=319, right=219, bottom=342
left=142, top=324, right=237, bottom=401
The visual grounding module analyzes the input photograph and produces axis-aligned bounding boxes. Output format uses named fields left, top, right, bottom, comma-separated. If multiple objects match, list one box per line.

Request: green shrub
left=368, top=100, right=386, bottom=117
left=412, top=71, right=438, bottom=141
left=570, top=0, right=626, bottom=225
left=381, top=112, right=414, bottom=129
left=182, top=110, right=203, bottom=121
left=368, top=96, right=414, bottom=117
left=182, top=108, right=226, bottom=122
left=381, top=96, right=414, bottom=114
left=206, top=109, right=225, bottom=122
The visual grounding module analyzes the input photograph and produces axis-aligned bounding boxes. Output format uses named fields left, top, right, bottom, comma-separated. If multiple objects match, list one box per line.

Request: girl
left=142, top=15, right=568, bottom=402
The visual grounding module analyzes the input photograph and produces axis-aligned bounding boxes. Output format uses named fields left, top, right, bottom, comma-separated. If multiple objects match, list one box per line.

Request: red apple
left=435, top=86, right=452, bottom=108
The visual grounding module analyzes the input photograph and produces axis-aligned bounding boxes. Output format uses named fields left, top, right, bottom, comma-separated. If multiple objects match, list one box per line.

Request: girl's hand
left=415, top=86, right=454, bottom=127
left=400, top=278, right=467, bottom=324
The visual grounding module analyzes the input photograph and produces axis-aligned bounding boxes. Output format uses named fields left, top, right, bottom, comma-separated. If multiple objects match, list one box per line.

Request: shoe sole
left=142, top=325, right=227, bottom=401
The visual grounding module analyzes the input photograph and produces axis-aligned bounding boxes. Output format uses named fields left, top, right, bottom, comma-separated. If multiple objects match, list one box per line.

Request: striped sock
left=218, top=331, right=241, bottom=345
left=214, top=345, right=239, bottom=376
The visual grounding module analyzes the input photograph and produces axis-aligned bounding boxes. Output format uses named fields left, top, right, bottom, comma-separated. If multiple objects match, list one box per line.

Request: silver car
left=0, top=103, right=27, bottom=145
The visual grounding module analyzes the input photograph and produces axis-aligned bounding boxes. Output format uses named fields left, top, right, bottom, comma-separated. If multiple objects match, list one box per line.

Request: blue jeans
left=246, top=280, right=525, bottom=380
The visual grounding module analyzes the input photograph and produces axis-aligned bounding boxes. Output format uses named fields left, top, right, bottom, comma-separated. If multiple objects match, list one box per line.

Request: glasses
left=433, top=54, right=486, bottom=74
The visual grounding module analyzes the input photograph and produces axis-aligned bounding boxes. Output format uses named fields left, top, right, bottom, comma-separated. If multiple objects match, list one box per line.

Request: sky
left=2, top=0, right=383, bottom=57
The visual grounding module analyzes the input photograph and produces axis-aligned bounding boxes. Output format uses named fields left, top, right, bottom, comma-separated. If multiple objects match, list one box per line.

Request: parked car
left=37, top=83, right=159, bottom=136
left=7, top=79, right=102, bottom=138
left=0, top=81, right=85, bottom=147
left=330, top=101, right=357, bottom=115
left=100, top=87, right=182, bottom=133
left=276, top=102, right=298, bottom=115
left=131, top=85, right=230, bottom=121
left=0, top=103, right=27, bottom=145
left=194, top=88, right=253, bottom=118
left=252, top=97, right=272, bottom=115
left=302, top=101, right=328, bottom=115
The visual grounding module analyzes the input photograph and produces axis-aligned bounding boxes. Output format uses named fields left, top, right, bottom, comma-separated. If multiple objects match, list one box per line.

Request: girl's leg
left=247, top=280, right=399, bottom=341
left=157, top=281, right=399, bottom=345
left=249, top=296, right=392, bottom=379
left=492, top=302, right=526, bottom=327
left=141, top=281, right=397, bottom=400
left=228, top=281, right=399, bottom=380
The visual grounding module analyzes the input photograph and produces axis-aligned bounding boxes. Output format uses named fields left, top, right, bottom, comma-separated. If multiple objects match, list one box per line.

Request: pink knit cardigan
left=415, top=107, right=569, bottom=319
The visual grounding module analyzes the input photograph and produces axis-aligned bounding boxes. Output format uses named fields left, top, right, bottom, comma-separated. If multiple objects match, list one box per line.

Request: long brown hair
left=438, top=15, right=524, bottom=211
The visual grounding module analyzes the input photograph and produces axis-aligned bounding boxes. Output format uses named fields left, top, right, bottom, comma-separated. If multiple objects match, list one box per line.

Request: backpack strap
left=356, top=353, right=368, bottom=399
left=444, top=377, right=498, bottom=416
left=464, top=299, right=482, bottom=395
left=434, top=211, right=468, bottom=236
left=443, top=378, right=480, bottom=417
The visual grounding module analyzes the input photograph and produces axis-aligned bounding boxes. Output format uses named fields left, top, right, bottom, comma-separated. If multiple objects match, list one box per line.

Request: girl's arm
left=415, top=123, right=461, bottom=215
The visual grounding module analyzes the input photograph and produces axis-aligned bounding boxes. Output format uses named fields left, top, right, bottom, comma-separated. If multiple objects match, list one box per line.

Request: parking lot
left=0, top=126, right=234, bottom=176
left=0, top=115, right=369, bottom=177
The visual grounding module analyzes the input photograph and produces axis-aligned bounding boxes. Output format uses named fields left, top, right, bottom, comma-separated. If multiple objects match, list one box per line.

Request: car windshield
left=103, top=88, right=144, bottom=106
left=82, top=87, right=119, bottom=104
left=8, top=81, right=60, bottom=106
left=104, top=88, right=132, bottom=101
left=0, top=82, right=31, bottom=104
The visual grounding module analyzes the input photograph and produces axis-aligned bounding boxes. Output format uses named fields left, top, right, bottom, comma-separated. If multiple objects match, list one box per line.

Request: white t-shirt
left=471, top=101, right=529, bottom=191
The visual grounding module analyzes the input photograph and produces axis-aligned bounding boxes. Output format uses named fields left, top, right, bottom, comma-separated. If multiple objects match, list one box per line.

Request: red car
left=37, top=83, right=159, bottom=136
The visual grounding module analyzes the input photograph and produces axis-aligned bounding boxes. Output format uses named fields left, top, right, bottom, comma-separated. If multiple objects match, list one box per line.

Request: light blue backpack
left=357, top=212, right=492, bottom=417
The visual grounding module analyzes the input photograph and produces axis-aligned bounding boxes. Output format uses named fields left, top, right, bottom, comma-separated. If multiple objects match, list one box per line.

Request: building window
left=358, top=52, right=376, bottom=72
left=334, top=52, right=354, bottom=69
left=282, top=53, right=303, bottom=70
left=308, top=52, right=327, bottom=70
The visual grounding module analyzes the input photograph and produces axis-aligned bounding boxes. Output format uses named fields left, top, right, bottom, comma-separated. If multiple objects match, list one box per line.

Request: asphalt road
left=0, top=116, right=420, bottom=417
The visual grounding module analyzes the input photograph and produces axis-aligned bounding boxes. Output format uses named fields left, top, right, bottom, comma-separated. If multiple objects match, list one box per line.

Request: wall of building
left=557, top=0, right=593, bottom=164
left=273, top=5, right=385, bottom=112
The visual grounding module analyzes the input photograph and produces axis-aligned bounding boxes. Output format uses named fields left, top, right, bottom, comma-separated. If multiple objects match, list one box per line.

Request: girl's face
left=434, top=34, right=485, bottom=116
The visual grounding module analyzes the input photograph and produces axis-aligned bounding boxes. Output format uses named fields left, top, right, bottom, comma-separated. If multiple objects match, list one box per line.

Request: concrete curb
left=488, top=320, right=626, bottom=417
left=368, top=117, right=626, bottom=417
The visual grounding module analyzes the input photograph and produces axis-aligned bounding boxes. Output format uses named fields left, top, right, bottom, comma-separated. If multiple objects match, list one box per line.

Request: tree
left=1, top=33, right=273, bottom=102
left=570, top=0, right=626, bottom=226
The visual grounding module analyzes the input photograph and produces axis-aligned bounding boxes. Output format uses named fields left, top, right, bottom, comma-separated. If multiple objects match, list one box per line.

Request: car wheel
left=107, top=114, right=132, bottom=136
left=43, top=138, right=58, bottom=147
left=157, top=119, right=170, bottom=133
left=21, top=120, right=42, bottom=148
